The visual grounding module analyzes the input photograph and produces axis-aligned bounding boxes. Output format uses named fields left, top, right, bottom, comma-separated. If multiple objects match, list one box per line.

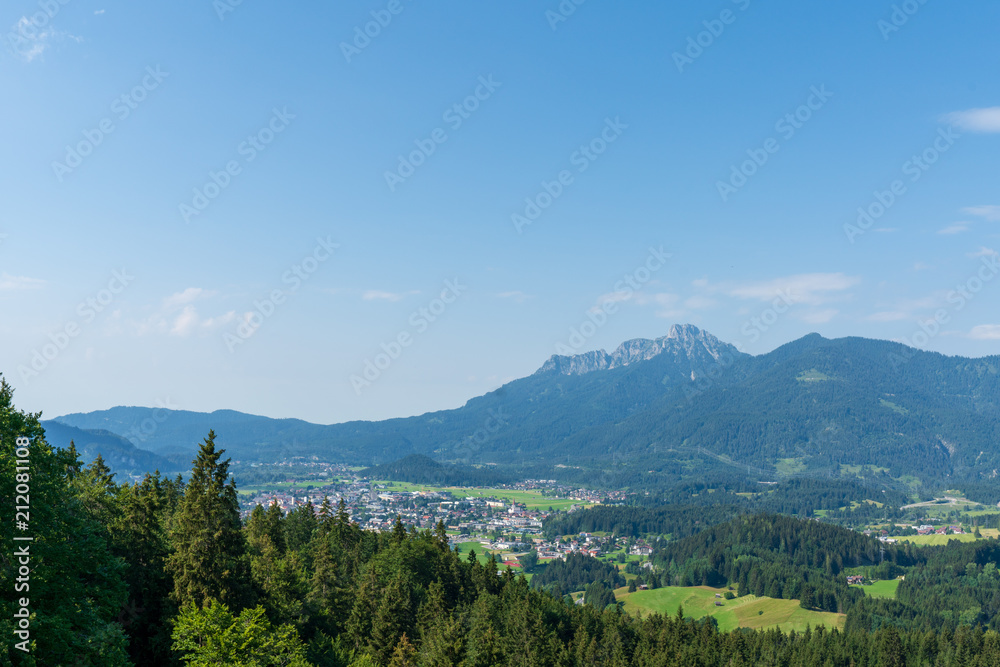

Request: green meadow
left=895, top=533, right=981, bottom=546
left=377, top=482, right=588, bottom=510
left=852, top=579, right=900, bottom=598
left=615, top=586, right=845, bottom=633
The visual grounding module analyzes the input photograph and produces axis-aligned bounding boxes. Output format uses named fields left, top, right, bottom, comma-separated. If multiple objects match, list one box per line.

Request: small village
left=241, top=466, right=588, bottom=531
left=234, top=463, right=649, bottom=567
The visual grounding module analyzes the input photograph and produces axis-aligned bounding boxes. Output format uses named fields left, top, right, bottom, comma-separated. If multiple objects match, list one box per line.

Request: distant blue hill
left=50, top=325, right=1000, bottom=488
left=39, top=420, right=185, bottom=476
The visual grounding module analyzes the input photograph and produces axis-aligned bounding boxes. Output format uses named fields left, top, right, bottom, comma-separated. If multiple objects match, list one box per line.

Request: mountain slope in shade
left=55, top=325, right=741, bottom=464
left=39, top=420, right=184, bottom=474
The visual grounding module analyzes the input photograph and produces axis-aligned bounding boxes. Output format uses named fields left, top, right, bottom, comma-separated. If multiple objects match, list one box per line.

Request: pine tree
left=166, top=430, right=253, bottom=610
left=369, top=574, right=415, bottom=664
left=111, top=473, right=176, bottom=665
left=285, top=500, right=318, bottom=553
left=263, top=500, right=287, bottom=553
left=435, top=519, right=450, bottom=550
left=333, top=497, right=357, bottom=551
left=245, top=504, right=269, bottom=548
left=877, top=625, right=906, bottom=667
left=387, top=634, right=417, bottom=667
left=462, top=597, right=504, bottom=667
left=318, top=495, right=334, bottom=535
left=308, top=538, right=351, bottom=636
left=392, top=514, right=408, bottom=545
left=250, top=533, right=309, bottom=628
left=171, top=600, right=310, bottom=666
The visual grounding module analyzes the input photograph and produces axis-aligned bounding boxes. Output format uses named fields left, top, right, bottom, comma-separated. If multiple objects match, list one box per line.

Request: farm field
left=895, top=532, right=998, bottom=546
left=376, top=481, right=588, bottom=510
left=453, top=541, right=542, bottom=581
left=454, top=540, right=503, bottom=565
left=237, top=480, right=325, bottom=496
left=901, top=496, right=987, bottom=515
left=851, top=579, right=900, bottom=598
left=453, top=541, right=526, bottom=567
left=615, top=586, right=845, bottom=632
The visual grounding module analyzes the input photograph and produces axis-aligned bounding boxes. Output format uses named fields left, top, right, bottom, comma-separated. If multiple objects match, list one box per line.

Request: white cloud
left=727, top=273, right=861, bottom=306
left=938, top=222, right=970, bottom=235
left=963, top=206, right=1000, bottom=222
left=163, top=287, right=213, bottom=310
left=170, top=305, right=200, bottom=337
left=94, top=9, right=105, bottom=15
left=868, top=311, right=910, bottom=322
left=683, top=295, right=718, bottom=310
left=200, top=311, right=238, bottom=328
left=135, top=288, right=233, bottom=337
left=944, top=108, right=1000, bottom=133
left=969, top=324, right=1000, bottom=340
left=166, top=306, right=236, bottom=337
left=594, top=290, right=634, bottom=306
left=0, top=273, right=45, bottom=291
left=799, top=309, right=839, bottom=324
left=866, top=293, right=950, bottom=324
left=968, top=246, right=998, bottom=258
left=496, top=290, right=532, bottom=303
left=634, top=292, right=682, bottom=318
left=591, top=290, right=681, bottom=318
left=362, top=289, right=419, bottom=302
left=7, top=17, right=81, bottom=63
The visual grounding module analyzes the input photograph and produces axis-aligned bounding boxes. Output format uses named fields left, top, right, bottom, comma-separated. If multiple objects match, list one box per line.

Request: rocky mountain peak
left=535, top=325, right=743, bottom=376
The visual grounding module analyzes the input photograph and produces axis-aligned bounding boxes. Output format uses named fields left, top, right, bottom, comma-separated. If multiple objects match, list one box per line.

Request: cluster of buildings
left=862, top=524, right=967, bottom=542
left=235, top=466, right=660, bottom=571
left=236, top=468, right=599, bottom=547
left=533, top=532, right=607, bottom=560
left=915, top=524, right=964, bottom=535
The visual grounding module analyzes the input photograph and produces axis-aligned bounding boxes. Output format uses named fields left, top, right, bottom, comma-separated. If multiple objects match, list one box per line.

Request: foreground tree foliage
left=166, top=430, right=254, bottom=612
left=6, top=376, right=1000, bottom=665
left=1, top=379, right=131, bottom=666
left=171, top=601, right=310, bottom=666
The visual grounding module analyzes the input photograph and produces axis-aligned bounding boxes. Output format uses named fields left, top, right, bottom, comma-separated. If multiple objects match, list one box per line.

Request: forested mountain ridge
left=38, top=420, right=185, bottom=473
left=51, top=324, right=739, bottom=465
left=51, top=328, right=1000, bottom=489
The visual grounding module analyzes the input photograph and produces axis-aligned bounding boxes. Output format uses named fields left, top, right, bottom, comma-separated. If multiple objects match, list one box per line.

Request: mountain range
left=44, top=324, right=1000, bottom=490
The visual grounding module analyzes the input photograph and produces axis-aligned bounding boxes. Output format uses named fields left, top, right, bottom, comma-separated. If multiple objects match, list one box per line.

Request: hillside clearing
left=615, top=585, right=845, bottom=633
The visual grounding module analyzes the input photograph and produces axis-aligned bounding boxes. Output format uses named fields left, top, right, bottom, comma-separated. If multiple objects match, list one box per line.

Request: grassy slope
left=851, top=579, right=900, bottom=598
left=615, top=586, right=845, bottom=633
left=895, top=532, right=999, bottom=546
left=378, top=481, right=587, bottom=510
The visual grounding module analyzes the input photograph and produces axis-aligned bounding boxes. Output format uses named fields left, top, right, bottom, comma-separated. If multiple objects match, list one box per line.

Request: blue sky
left=2, top=0, right=998, bottom=424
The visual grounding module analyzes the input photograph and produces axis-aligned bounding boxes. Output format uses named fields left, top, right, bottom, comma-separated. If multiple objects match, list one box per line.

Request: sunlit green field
left=851, top=579, right=900, bottom=598
left=237, top=480, right=327, bottom=496
left=775, top=458, right=807, bottom=475
left=453, top=541, right=525, bottom=566
left=452, top=541, right=545, bottom=582
left=615, top=586, right=845, bottom=632
left=895, top=533, right=984, bottom=546
left=453, top=540, right=498, bottom=565
left=376, top=481, right=588, bottom=510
